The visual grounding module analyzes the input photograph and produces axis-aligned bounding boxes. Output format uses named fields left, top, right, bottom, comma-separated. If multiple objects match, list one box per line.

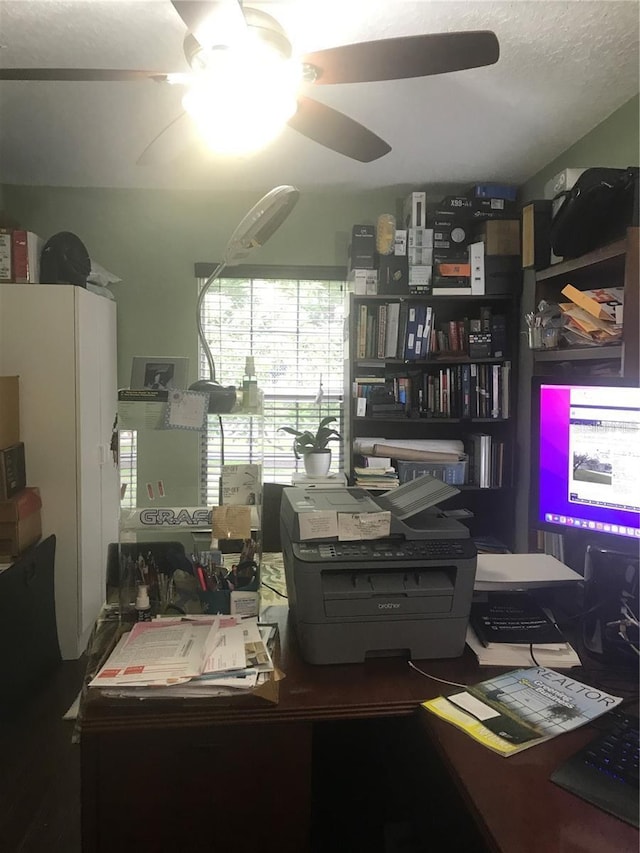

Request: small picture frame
left=130, top=356, right=189, bottom=391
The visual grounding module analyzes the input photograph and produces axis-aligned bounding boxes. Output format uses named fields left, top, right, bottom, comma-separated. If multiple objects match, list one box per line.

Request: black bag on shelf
left=40, top=231, right=91, bottom=287
left=549, top=166, right=639, bottom=259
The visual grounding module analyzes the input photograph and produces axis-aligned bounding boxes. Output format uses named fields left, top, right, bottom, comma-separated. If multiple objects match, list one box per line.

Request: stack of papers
left=466, top=625, right=581, bottom=668
left=89, top=616, right=275, bottom=695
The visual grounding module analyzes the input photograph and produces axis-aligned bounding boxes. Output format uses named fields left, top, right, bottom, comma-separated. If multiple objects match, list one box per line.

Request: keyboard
left=550, top=709, right=639, bottom=827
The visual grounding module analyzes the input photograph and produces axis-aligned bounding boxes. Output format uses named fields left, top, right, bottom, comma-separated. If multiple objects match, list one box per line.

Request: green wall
left=2, top=94, right=638, bottom=539
left=1, top=186, right=401, bottom=389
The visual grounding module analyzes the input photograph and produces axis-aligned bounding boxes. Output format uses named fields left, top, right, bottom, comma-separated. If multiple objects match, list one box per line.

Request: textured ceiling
left=0, top=0, right=638, bottom=192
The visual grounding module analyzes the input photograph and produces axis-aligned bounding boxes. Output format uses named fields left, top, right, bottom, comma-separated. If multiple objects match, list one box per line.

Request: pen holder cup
left=528, top=327, right=544, bottom=350
left=198, top=590, right=232, bottom=615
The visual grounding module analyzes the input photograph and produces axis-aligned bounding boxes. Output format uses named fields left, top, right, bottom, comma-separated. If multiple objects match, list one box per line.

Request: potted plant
left=279, top=416, right=341, bottom=478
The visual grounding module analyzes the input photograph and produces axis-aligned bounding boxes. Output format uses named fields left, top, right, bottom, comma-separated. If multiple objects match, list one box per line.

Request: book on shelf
left=422, top=666, right=622, bottom=757
left=469, top=433, right=491, bottom=487
left=469, top=592, right=565, bottom=646
left=384, top=301, right=401, bottom=358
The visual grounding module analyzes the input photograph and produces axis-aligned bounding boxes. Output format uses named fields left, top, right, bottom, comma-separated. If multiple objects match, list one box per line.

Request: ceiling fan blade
left=0, top=68, right=169, bottom=82
left=136, top=112, right=192, bottom=166
left=171, top=1, right=247, bottom=46
left=303, top=30, right=499, bottom=84
left=287, top=96, right=391, bottom=163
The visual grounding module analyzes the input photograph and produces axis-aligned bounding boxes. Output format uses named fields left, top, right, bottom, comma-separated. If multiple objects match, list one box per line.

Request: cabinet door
left=76, top=288, right=118, bottom=638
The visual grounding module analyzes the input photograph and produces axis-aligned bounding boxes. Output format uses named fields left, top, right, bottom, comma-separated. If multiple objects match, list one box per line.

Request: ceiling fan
left=0, top=1, right=500, bottom=163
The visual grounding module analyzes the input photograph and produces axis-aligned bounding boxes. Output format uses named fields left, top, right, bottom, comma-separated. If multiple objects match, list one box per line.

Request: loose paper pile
left=89, top=615, right=275, bottom=694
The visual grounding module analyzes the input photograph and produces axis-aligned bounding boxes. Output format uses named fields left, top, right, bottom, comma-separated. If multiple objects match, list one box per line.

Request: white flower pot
left=303, top=450, right=331, bottom=478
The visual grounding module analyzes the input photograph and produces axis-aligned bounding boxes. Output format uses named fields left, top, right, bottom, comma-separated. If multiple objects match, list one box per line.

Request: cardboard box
left=0, top=486, right=42, bottom=557
left=349, top=225, right=376, bottom=270
left=467, top=184, right=518, bottom=202
left=521, top=200, right=552, bottom=270
left=10, top=229, right=43, bottom=283
left=403, top=191, right=427, bottom=228
left=475, top=220, right=520, bottom=256
left=0, top=376, right=20, bottom=449
left=437, top=196, right=518, bottom=218
left=377, top=255, right=409, bottom=295
left=348, top=268, right=378, bottom=295
left=0, top=442, right=26, bottom=500
left=393, top=230, right=407, bottom=256
left=484, top=256, right=521, bottom=295
left=0, top=230, right=12, bottom=280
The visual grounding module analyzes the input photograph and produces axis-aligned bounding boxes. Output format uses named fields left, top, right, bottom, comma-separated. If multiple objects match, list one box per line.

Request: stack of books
left=466, top=592, right=580, bottom=668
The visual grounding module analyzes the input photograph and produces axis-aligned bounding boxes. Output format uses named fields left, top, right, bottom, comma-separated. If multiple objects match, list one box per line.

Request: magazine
left=422, top=666, right=622, bottom=757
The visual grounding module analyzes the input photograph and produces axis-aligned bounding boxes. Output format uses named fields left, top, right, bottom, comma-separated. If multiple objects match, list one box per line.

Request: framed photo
left=130, top=356, right=189, bottom=391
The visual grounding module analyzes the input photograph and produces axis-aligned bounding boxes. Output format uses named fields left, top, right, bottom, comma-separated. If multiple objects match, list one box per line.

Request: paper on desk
left=474, top=553, right=583, bottom=591
left=89, top=620, right=216, bottom=687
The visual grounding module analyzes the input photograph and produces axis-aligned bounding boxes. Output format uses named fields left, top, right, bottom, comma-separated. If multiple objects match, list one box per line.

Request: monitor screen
left=532, top=377, right=640, bottom=544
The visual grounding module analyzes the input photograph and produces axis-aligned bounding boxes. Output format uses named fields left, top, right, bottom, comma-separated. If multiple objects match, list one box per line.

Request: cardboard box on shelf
left=10, top=229, right=43, bottom=283
left=0, top=376, right=20, bottom=449
left=474, top=220, right=520, bottom=256
left=349, top=225, right=376, bottom=270
left=403, top=192, right=427, bottom=228
left=0, top=486, right=42, bottom=557
left=348, top=269, right=378, bottom=295
left=0, top=442, right=26, bottom=500
left=0, top=230, right=12, bottom=280
left=377, top=254, right=409, bottom=295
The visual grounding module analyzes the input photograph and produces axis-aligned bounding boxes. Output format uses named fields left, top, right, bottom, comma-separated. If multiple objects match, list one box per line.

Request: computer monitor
left=531, top=376, right=640, bottom=548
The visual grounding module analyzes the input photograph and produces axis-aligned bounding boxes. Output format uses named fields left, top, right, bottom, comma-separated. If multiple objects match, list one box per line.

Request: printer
left=280, top=478, right=477, bottom=665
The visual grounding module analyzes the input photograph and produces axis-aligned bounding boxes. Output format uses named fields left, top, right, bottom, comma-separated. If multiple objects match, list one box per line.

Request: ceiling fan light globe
left=181, top=48, right=301, bottom=157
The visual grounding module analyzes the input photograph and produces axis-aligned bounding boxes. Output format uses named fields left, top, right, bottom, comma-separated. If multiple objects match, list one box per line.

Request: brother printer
left=280, top=476, right=477, bottom=665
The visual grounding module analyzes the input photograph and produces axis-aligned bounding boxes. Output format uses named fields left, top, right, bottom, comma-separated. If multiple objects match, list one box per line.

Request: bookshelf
left=533, top=226, right=639, bottom=380
left=344, top=288, right=521, bottom=551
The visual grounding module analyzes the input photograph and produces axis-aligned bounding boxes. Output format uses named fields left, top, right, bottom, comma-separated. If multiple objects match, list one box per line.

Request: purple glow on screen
left=537, top=383, right=640, bottom=540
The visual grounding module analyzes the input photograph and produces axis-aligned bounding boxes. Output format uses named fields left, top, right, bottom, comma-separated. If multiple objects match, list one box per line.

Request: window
left=196, top=264, right=346, bottom=506
left=117, top=429, right=137, bottom=510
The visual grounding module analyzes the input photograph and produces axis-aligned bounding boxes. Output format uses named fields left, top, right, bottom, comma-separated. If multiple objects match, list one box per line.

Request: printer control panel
left=295, top=538, right=476, bottom=563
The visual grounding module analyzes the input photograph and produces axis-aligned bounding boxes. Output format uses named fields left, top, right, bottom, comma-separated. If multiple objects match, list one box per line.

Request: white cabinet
left=0, top=284, right=119, bottom=658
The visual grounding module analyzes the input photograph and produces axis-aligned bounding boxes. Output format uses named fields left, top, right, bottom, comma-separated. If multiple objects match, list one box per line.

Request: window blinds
left=197, top=268, right=346, bottom=506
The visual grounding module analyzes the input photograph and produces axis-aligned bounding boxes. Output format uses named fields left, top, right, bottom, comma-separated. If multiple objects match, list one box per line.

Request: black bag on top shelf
left=40, top=231, right=91, bottom=287
left=549, top=166, right=638, bottom=259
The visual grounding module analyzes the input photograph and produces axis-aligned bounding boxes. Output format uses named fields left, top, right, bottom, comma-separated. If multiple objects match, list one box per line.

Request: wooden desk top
left=81, top=604, right=639, bottom=853
left=81, top=604, right=482, bottom=730
left=423, top=710, right=638, bottom=853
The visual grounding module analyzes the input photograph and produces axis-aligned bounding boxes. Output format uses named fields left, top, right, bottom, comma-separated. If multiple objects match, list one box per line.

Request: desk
left=80, top=605, right=638, bottom=853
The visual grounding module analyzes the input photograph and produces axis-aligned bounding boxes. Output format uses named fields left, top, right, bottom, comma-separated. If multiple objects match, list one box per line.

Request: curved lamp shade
left=190, top=185, right=300, bottom=412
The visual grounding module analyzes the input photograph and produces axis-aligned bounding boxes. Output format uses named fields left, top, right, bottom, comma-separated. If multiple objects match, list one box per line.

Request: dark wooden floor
left=0, top=657, right=86, bottom=853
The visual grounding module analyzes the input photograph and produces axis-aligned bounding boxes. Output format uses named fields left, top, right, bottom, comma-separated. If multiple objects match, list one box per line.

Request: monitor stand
left=582, top=543, right=639, bottom=666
